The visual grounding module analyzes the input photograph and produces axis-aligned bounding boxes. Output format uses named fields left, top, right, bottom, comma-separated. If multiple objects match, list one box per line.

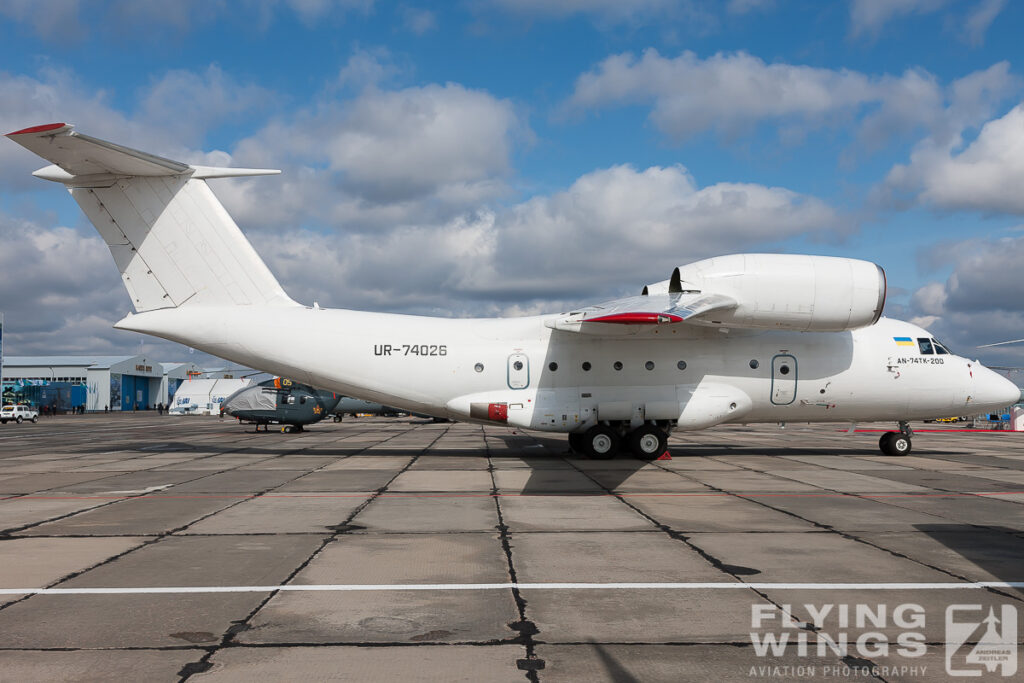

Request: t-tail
left=6, top=123, right=298, bottom=313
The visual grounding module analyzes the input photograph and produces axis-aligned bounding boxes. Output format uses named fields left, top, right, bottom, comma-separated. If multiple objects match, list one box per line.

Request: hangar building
left=1, top=356, right=201, bottom=411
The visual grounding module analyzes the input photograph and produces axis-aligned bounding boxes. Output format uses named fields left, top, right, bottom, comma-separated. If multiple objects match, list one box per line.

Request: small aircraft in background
left=221, top=377, right=341, bottom=432
left=332, top=398, right=451, bottom=423
left=332, top=397, right=401, bottom=422
left=8, top=124, right=1021, bottom=458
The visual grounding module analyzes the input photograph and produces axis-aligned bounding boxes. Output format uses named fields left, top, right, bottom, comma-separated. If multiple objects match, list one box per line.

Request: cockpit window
left=932, top=339, right=950, bottom=355
left=918, top=338, right=934, bottom=355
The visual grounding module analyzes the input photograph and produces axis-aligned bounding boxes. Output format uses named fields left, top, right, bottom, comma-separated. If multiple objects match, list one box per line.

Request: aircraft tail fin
left=6, top=123, right=297, bottom=313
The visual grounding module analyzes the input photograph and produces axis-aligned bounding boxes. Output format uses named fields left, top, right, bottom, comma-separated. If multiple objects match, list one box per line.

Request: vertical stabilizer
left=7, top=123, right=297, bottom=312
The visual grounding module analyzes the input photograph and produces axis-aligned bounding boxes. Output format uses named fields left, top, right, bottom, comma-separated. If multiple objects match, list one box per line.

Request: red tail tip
left=7, top=123, right=67, bottom=136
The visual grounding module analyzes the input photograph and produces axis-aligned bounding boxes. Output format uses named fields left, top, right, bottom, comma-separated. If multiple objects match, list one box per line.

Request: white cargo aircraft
left=9, top=124, right=1020, bottom=458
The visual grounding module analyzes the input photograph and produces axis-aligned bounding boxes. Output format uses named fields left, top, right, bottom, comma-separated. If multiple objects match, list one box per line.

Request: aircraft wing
left=545, top=292, right=737, bottom=334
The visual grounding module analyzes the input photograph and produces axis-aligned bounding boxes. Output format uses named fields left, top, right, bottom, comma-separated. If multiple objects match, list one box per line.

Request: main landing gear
left=879, top=421, right=912, bottom=456
left=570, top=423, right=670, bottom=460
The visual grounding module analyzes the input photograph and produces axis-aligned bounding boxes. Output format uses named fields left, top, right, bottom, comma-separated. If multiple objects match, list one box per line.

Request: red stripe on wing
left=7, top=123, right=67, bottom=136
left=586, top=312, right=683, bottom=324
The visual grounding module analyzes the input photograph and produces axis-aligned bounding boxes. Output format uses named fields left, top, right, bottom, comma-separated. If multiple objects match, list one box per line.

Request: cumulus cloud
left=2, top=154, right=838, bottom=355
left=486, top=0, right=679, bottom=23
left=336, top=47, right=402, bottom=89
left=727, top=0, right=774, bottom=13
left=565, top=49, right=1016, bottom=149
left=964, top=0, right=1007, bottom=45
left=1, top=67, right=274, bottom=189
left=240, top=163, right=838, bottom=319
left=907, top=236, right=1024, bottom=364
left=569, top=49, right=873, bottom=141
left=883, top=103, right=1024, bottom=213
left=218, top=82, right=527, bottom=230
left=0, top=0, right=85, bottom=41
left=1, top=62, right=837, bottom=357
left=138, top=66, right=275, bottom=145
left=0, top=213, right=153, bottom=355
left=400, top=6, right=437, bottom=34
left=0, top=0, right=374, bottom=41
left=849, top=0, right=951, bottom=37
left=849, top=0, right=1006, bottom=45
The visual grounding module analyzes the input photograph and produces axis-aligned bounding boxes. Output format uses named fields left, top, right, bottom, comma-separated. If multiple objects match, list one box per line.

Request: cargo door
left=507, top=353, right=529, bottom=390
left=771, top=354, right=797, bottom=405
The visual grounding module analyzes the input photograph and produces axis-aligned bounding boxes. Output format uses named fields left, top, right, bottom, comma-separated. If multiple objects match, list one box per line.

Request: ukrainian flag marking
left=893, top=336, right=914, bottom=346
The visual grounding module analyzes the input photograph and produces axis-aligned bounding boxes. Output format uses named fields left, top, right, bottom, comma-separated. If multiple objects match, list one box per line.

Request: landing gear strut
left=879, top=421, right=912, bottom=456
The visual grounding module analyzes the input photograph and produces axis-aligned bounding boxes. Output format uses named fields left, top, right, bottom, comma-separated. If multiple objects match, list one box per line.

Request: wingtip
left=6, top=122, right=69, bottom=136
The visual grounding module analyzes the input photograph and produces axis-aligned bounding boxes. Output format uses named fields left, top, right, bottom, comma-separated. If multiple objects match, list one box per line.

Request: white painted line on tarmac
left=3, top=581, right=1024, bottom=596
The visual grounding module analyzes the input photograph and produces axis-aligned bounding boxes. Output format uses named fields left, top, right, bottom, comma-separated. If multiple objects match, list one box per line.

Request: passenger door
left=771, top=354, right=797, bottom=405
left=507, top=353, right=529, bottom=390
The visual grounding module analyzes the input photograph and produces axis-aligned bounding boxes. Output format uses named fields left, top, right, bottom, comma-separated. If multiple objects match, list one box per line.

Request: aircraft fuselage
left=118, top=306, right=1016, bottom=433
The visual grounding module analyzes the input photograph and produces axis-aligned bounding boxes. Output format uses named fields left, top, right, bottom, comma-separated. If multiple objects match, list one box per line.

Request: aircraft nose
left=973, top=365, right=1021, bottom=412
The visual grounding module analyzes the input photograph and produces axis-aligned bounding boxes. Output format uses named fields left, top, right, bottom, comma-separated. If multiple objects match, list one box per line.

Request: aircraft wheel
left=889, top=433, right=911, bottom=456
left=584, top=425, right=619, bottom=459
left=628, top=425, right=668, bottom=459
left=568, top=432, right=586, bottom=454
left=879, top=432, right=912, bottom=456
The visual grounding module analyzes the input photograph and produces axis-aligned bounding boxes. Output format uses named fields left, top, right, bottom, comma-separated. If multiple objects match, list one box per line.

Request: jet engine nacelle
left=644, top=254, right=886, bottom=332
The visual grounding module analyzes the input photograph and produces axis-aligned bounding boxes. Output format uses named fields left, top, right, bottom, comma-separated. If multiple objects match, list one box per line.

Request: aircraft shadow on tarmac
left=589, top=641, right=643, bottom=683
left=493, top=433, right=653, bottom=495
left=912, top=524, right=1024, bottom=589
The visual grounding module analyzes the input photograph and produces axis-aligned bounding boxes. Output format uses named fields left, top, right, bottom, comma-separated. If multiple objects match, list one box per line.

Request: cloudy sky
left=2, top=0, right=1024, bottom=371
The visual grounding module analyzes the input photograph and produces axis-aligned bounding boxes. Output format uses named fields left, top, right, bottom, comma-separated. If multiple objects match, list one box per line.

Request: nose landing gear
left=879, top=421, right=912, bottom=456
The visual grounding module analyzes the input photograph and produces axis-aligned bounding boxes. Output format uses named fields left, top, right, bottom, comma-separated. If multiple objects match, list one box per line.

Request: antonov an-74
left=8, top=124, right=1019, bottom=458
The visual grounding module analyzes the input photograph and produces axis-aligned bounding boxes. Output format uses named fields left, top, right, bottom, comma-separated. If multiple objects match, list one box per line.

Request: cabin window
left=645, top=361, right=655, bottom=371
left=548, top=362, right=558, bottom=371
left=917, top=338, right=934, bottom=355
left=513, top=360, right=524, bottom=371
left=613, top=361, right=623, bottom=371
left=749, top=359, right=759, bottom=369
left=474, top=363, right=484, bottom=373
left=677, top=361, right=687, bottom=370
left=582, top=361, right=591, bottom=371
left=933, top=339, right=950, bottom=354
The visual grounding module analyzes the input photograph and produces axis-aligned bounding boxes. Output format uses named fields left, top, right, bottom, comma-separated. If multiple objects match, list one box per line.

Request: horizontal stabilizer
left=8, top=123, right=279, bottom=183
